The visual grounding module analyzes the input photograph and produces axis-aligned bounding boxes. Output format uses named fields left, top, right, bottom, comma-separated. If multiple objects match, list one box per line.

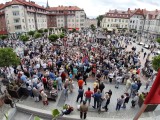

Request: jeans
left=93, top=99, right=100, bottom=108
left=77, top=95, right=83, bottom=103
left=58, top=83, right=62, bottom=90
left=80, top=112, right=87, bottom=119
left=116, top=103, right=121, bottom=111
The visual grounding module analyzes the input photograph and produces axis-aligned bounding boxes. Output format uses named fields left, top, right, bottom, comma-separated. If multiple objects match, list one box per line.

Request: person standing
left=143, top=52, right=147, bottom=59
left=92, top=89, right=102, bottom=109
left=131, top=93, right=139, bottom=108
left=80, top=101, right=88, bottom=119
left=125, top=78, right=131, bottom=92
left=99, top=81, right=105, bottom=93
left=116, top=95, right=124, bottom=111
left=64, top=86, right=69, bottom=101
left=122, top=93, right=129, bottom=108
left=32, top=87, right=40, bottom=102
left=84, top=87, right=93, bottom=106
left=56, top=75, right=63, bottom=91
left=76, top=87, right=84, bottom=103
left=102, top=93, right=110, bottom=111
left=40, top=91, right=48, bottom=105
left=78, top=78, right=84, bottom=89
left=83, top=73, right=88, bottom=85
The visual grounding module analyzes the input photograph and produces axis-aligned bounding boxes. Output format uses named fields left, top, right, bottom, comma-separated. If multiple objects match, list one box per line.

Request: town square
left=0, top=0, right=160, bottom=120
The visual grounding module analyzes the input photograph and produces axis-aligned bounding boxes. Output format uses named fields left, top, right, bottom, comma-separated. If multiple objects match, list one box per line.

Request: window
left=14, top=18, right=20, bottom=23
left=108, top=19, right=110, bottom=22
left=61, top=20, right=63, bottom=22
left=23, top=26, right=25, bottom=29
left=58, top=20, right=60, bottom=22
left=133, top=20, right=135, bottom=23
left=122, top=19, right=124, bottom=22
left=15, top=25, right=21, bottom=30
left=72, top=19, right=74, bottom=22
left=12, top=5, right=19, bottom=8
left=32, top=19, right=34, bottom=22
left=119, top=19, right=121, bottom=22
left=76, top=20, right=79, bottom=22
left=28, top=19, right=30, bottom=23
left=107, top=24, right=109, bottom=27
left=126, top=20, right=128, bottom=23
left=13, top=11, right=19, bottom=16
left=22, top=19, right=24, bottom=22
left=33, top=25, right=34, bottom=28
left=30, top=25, right=31, bottom=29
left=7, top=20, right=9, bottom=24
left=80, top=23, right=83, bottom=26
left=115, top=19, right=117, bottom=22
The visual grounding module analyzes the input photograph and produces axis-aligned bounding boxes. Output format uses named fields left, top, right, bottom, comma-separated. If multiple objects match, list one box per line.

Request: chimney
left=135, top=8, right=137, bottom=10
left=156, top=9, right=158, bottom=12
left=128, top=8, right=130, bottom=12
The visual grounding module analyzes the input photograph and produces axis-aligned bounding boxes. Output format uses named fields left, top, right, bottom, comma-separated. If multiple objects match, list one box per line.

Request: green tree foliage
left=59, top=33, right=65, bottom=39
left=34, top=33, right=42, bottom=39
left=49, top=28, right=53, bottom=31
left=37, top=29, right=43, bottom=33
left=20, top=35, right=29, bottom=42
left=72, top=28, right=76, bottom=33
left=156, top=38, right=160, bottom=44
left=152, top=55, right=160, bottom=71
left=48, top=34, right=58, bottom=42
left=0, top=48, right=20, bottom=67
left=28, top=31, right=35, bottom=37
left=90, top=24, right=96, bottom=31
left=96, top=15, right=104, bottom=27
left=61, top=27, right=67, bottom=33
left=44, top=29, right=48, bottom=33
left=0, top=35, right=8, bottom=40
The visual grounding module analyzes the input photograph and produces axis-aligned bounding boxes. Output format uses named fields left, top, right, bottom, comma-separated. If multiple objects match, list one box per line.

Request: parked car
left=143, top=44, right=150, bottom=49
left=154, top=50, right=160, bottom=55
left=138, top=42, right=145, bottom=45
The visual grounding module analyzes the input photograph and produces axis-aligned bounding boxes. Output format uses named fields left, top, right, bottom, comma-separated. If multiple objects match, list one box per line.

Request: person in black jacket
left=122, top=93, right=130, bottom=108
left=99, top=81, right=105, bottom=93
left=83, top=73, right=88, bottom=85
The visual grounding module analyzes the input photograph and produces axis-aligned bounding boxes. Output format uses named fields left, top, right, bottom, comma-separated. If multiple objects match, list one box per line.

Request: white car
left=154, top=50, right=160, bottom=55
left=143, top=44, right=150, bottom=49
left=138, top=42, right=145, bottom=45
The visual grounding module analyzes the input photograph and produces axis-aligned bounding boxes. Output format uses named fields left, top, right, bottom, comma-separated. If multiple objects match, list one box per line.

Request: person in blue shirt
left=49, top=70, right=55, bottom=80
left=92, top=89, right=102, bottom=109
left=20, top=74, right=27, bottom=83
left=69, top=72, right=73, bottom=79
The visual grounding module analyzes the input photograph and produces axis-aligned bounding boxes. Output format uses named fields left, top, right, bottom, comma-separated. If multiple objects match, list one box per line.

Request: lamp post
left=9, top=32, right=20, bottom=40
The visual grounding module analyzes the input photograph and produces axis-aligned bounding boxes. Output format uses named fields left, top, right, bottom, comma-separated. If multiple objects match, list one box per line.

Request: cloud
left=1, top=0, right=160, bottom=18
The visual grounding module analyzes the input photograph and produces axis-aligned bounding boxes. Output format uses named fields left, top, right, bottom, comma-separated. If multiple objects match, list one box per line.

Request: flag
left=144, top=70, right=160, bottom=104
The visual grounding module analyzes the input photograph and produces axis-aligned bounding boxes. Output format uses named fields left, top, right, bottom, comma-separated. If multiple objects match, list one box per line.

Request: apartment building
left=0, top=4, right=7, bottom=35
left=47, top=6, right=86, bottom=30
left=101, top=9, right=130, bottom=31
left=129, top=8, right=144, bottom=33
left=0, top=0, right=86, bottom=35
left=4, top=0, right=47, bottom=34
left=85, top=18, right=97, bottom=28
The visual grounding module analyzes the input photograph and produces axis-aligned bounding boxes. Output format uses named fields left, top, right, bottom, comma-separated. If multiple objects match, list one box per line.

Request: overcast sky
left=2, top=0, right=160, bottom=18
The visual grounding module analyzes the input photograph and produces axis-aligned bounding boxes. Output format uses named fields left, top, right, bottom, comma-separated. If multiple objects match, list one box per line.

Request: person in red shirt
left=42, top=76, right=48, bottom=89
left=78, top=79, right=84, bottom=89
left=84, top=87, right=93, bottom=106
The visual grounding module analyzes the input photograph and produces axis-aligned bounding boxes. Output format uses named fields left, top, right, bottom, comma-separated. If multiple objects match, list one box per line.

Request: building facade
left=85, top=18, right=97, bottom=28
left=0, top=0, right=86, bottom=35
left=47, top=6, right=86, bottom=30
left=0, top=4, right=7, bottom=35
left=4, top=0, right=47, bottom=34
left=101, top=10, right=130, bottom=31
left=129, top=9, right=144, bottom=33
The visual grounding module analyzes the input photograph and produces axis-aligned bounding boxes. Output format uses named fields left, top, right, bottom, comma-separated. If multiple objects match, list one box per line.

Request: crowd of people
left=0, top=29, right=156, bottom=119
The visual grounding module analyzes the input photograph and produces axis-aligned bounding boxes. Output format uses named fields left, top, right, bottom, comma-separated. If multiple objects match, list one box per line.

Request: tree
left=59, top=33, right=65, bottom=39
left=0, top=48, right=20, bottom=67
left=37, top=29, right=43, bottom=33
left=156, top=38, right=160, bottom=44
left=28, top=31, right=35, bottom=37
left=90, top=24, right=96, bottom=31
left=72, top=28, right=76, bottom=33
left=152, top=55, right=160, bottom=71
left=20, top=35, right=29, bottom=42
left=96, top=15, right=104, bottom=27
left=61, top=27, right=67, bottom=33
left=34, top=33, right=42, bottom=39
left=49, top=28, right=53, bottom=31
left=48, top=34, right=58, bottom=42
left=44, top=29, right=48, bottom=33
left=0, top=35, right=8, bottom=40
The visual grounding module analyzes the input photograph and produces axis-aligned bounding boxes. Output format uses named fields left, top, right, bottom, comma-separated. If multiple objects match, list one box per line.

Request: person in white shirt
left=108, top=71, right=114, bottom=83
